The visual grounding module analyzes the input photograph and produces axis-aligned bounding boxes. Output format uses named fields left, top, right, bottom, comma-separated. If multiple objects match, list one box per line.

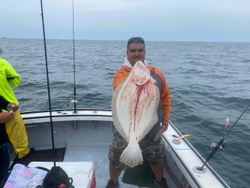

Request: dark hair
left=127, top=37, right=145, bottom=49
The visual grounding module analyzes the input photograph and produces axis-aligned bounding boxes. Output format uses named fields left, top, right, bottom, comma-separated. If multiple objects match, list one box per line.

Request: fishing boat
left=4, top=109, right=230, bottom=188
left=3, top=0, right=232, bottom=187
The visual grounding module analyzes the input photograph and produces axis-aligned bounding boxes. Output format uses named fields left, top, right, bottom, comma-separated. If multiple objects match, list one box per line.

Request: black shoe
left=154, top=178, right=169, bottom=188
left=106, top=180, right=119, bottom=188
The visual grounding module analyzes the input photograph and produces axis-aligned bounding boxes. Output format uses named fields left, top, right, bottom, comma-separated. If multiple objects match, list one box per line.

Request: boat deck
left=11, top=145, right=162, bottom=187
left=9, top=110, right=230, bottom=188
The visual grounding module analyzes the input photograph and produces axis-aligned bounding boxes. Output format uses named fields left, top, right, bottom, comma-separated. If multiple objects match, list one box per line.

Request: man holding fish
left=107, top=37, right=171, bottom=188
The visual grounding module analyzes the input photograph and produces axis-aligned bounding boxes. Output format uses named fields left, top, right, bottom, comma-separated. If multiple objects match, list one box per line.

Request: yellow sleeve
left=5, top=59, right=21, bottom=87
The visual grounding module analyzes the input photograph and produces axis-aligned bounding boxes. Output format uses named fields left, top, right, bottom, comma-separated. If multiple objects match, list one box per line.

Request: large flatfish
left=112, top=61, right=160, bottom=168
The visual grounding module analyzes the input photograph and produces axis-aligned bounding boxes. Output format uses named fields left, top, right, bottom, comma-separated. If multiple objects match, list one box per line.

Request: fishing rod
left=198, top=102, right=250, bottom=171
left=40, top=0, right=56, bottom=166
left=71, top=0, right=78, bottom=113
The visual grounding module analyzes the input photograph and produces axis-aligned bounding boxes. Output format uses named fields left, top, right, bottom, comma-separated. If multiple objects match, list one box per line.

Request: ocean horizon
left=1, top=37, right=250, bottom=43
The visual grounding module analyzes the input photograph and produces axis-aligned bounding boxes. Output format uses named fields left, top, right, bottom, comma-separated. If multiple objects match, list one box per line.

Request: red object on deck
left=58, top=184, right=66, bottom=188
left=90, top=168, right=96, bottom=188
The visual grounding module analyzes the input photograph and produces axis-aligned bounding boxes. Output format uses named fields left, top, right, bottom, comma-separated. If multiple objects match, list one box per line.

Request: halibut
left=112, top=61, right=160, bottom=168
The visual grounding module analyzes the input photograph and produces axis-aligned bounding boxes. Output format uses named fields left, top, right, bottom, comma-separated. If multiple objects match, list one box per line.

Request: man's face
left=127, top=43, right=146, bottom=66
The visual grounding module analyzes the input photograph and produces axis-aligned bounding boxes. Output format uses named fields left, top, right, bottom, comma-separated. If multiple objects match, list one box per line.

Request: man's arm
left=158, top=69, right=172, bottom=132
left=0, top=96, right=14, bottom=123
left=160, top=79, right=171, bottom=125
left=0, top=112, right=14, bottom=123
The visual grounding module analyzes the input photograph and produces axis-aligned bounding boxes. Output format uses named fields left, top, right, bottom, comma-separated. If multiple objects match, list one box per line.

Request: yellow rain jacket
left=0, top=57, right=30, bottom=159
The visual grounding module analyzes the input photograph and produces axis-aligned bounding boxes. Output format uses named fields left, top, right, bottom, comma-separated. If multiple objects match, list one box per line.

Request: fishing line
left=40, top=0, right=56, bottom=167
left=225, top=103, right=250, bottom=138
left=198, top=102, right=250, bottom=170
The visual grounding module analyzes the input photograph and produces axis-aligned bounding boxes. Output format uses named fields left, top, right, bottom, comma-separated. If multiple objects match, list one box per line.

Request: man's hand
left=0, top=112, right=14, bottom=123
left=160, top=122, right=168, bottom=133
left=7, top=103, right=19, bottom=112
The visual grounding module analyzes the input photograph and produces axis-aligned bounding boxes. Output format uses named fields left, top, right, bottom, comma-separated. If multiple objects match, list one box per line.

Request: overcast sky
left=1, top=0, right=250, bottom=42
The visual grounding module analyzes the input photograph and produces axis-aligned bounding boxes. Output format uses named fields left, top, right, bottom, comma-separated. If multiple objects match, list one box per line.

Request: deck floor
left=10, top=147, right=65, bottom=170
left=8, top=145, right=176, bottom=188
left=64, top=145, right=151, bottom=188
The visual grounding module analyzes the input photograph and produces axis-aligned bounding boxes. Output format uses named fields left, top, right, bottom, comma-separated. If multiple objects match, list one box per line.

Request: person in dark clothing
left=0, top=96, right=18, bottom=184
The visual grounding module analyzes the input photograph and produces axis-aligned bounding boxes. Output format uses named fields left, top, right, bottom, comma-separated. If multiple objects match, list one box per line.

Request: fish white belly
left=112, top=61, right=160, bottom=167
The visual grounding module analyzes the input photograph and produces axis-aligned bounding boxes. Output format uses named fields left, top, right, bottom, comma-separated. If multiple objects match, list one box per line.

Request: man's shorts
left=108, top=128, right=165, bottom=169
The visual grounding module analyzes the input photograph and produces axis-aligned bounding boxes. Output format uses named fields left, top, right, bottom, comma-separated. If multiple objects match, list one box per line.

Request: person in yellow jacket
left=0, top=48, right=31, bottom=159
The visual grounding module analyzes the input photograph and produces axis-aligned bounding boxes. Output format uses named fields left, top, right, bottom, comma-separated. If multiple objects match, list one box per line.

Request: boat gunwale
left=21, top=108, right=112, bottom=115
left=166, top=121, right=230, bottom=188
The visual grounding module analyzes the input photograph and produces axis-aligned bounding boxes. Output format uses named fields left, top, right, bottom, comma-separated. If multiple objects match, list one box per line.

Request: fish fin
left=119, top=134, right=143, bottom=168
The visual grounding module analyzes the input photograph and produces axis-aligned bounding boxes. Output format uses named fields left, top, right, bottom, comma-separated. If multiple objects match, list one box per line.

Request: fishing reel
left=210, top=142, right=226, bottom=151
left=69, top=98, right=78, bottom=104
left=67, top=98, right=78, bottom=106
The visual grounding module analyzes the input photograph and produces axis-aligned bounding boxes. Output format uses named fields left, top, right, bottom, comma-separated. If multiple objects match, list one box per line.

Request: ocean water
left=1, top=38, right=250, bottom=188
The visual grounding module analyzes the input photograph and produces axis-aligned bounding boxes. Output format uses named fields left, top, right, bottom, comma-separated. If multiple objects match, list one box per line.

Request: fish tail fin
left=119, top=134, right=143, bottom=168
